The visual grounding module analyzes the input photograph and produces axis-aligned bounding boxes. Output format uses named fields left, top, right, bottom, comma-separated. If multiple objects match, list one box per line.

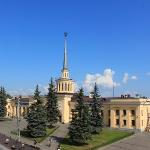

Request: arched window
left=68, top=84, right=70, bottom=91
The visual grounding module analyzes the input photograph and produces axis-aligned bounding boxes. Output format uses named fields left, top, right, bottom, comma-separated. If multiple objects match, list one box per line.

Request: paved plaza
left=0, top=119, right=68, bottom=150
left=99, top=132, right=150, bottom=150
left=0, top=119, right=33, bottom=145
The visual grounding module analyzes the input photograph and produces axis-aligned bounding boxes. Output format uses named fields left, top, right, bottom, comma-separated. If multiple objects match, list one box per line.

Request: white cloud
left=131, top=76, right=138, bottom=80
left=146, top=72, right=150, bottom=76
left=123, top=73, right=129, bottom=84
left=74, top=83, right=79, bottom=92
left=9, top=88, right=34, bottom=96
left=43, top=85, right=49, bottom=94
left=83, top=69, right=120, bottom=93
left=122, top=73, right=138, bottom=84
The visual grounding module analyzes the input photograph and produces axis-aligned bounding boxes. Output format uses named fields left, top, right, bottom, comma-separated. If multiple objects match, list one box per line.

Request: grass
left=0, top=117, right=12, bottom=121
left=60, top=128, right=134, bottom=150
left=11, top=126, right=58, bottom=143
left=35, top=127, right=58, bottom=143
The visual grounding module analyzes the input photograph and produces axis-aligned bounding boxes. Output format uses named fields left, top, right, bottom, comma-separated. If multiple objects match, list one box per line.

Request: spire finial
left=63, top=32, right=68, bottom=69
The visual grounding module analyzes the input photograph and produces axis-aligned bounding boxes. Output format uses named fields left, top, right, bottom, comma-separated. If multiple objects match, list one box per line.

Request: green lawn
left=35, top=127, right=58, bottom=143
left=61, top=129, right=134, bottom=150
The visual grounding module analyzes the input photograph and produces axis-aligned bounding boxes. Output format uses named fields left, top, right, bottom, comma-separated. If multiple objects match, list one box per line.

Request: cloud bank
left=83, top=69, right=120, bottom=93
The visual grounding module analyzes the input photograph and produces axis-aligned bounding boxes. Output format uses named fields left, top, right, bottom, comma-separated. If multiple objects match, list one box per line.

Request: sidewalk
left=39, top=123, right=69, bottom=150
left=0, top=144, right=9, bottom=150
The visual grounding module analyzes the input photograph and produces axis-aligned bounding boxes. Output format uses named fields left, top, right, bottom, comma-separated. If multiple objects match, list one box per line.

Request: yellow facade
left=103, top=98, right=150, bottom=132
left=6, top=97, right=32, bottom=118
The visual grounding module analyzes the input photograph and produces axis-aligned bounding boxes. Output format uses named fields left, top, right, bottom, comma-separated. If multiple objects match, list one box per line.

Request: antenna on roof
left=113, top=83, right=115, bottom=98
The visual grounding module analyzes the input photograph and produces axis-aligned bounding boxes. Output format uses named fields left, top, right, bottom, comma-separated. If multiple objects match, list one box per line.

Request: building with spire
left=56, top=32, right=75, bottom=123
left=4, top=33, right=150, bottom=132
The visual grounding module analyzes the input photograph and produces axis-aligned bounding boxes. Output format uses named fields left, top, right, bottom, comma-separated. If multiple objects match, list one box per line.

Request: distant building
left=6, top=96, right=35, bottom=118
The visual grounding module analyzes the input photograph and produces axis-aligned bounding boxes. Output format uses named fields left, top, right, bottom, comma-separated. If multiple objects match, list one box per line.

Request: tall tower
left=57, top=33, right=74, bottom=94
left=56, top=33, right=75, bottom=123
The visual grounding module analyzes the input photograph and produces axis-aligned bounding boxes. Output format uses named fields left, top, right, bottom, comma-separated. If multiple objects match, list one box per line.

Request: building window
left=116, top=119, right=119, bottom=125
left=141, top=110, right=143, bottom=116
left=108, top=110, right=110, bottom=117
left=123, top=110, right=126, bottom=116
left=123, top=120, right=127, bottom=126
left=116, top=110, right=120, bottom=116
left=131, top=110, right=135, bottom=116
left=68, top=84, right=70, bottom=91
left=131, top=120, right=136, bottom=126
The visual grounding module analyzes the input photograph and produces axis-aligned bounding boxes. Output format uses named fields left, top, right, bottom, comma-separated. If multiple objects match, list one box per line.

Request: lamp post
left=16, top=96, right=21, bottom=142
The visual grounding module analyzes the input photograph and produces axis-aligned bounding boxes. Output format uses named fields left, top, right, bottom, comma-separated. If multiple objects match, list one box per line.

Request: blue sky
left=0, top=0, right=150, bottom=96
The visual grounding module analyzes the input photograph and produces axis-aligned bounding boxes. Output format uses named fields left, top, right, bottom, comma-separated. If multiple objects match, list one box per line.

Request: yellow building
left=6, top=97, right=34, bottom=118
left=103, top=97, right=150, bottom=132
left=69, top=96, right=150, bottom=132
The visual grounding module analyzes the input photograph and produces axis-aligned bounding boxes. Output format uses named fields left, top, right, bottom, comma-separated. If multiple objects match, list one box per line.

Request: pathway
left=39, top=123, right=69, bottom=150
left=38, top=124, right=68, bottom=150
left=0, top=144, right=9, bottom=150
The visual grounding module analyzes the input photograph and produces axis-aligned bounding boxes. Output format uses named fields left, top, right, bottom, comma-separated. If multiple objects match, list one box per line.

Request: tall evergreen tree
left=90, top=83, right=103, bottom=134
left=0, top=87, right=7, bottom=118
left=69, top=88, right=91, bottom=144
left=26, top=85, right=47, bottom=137
left=46, top=78, right=60, bottom=127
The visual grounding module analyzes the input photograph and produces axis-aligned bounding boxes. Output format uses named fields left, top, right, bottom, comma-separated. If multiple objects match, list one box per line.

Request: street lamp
left=16, top=96, right=21, bottom=142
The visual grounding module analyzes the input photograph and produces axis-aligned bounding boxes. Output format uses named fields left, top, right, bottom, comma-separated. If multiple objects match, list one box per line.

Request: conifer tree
left=26, top=85, right=47, bottom=137
left=0, top=87, right=7, bottom=118
left=46, top=78, right=60, bottom=127
left=69, top=88, right=91, bottom=144
left=90, top=83, right=103, bottom=134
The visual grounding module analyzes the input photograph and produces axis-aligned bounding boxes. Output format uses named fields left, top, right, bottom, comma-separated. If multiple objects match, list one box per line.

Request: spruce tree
left=26, top=85, right=47, bottom=137
left=90, top=83, right=103, bottom=134
left=46, top=78, right=60, bottom=127
left=0, top=87, right=7, bottom=118
left=69, top=88, right=91, bottom=144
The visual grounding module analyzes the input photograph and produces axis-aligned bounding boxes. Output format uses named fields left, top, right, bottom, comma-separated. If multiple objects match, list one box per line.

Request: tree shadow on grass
left=60, top=137, right=89, bottom=147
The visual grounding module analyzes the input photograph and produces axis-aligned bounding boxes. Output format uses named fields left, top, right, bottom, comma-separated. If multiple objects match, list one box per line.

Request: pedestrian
left=34, top=139, right=37, bottom=148
left=57, top=144, right=61, bottom=150
left=48, top=136, right=52, bottom=147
